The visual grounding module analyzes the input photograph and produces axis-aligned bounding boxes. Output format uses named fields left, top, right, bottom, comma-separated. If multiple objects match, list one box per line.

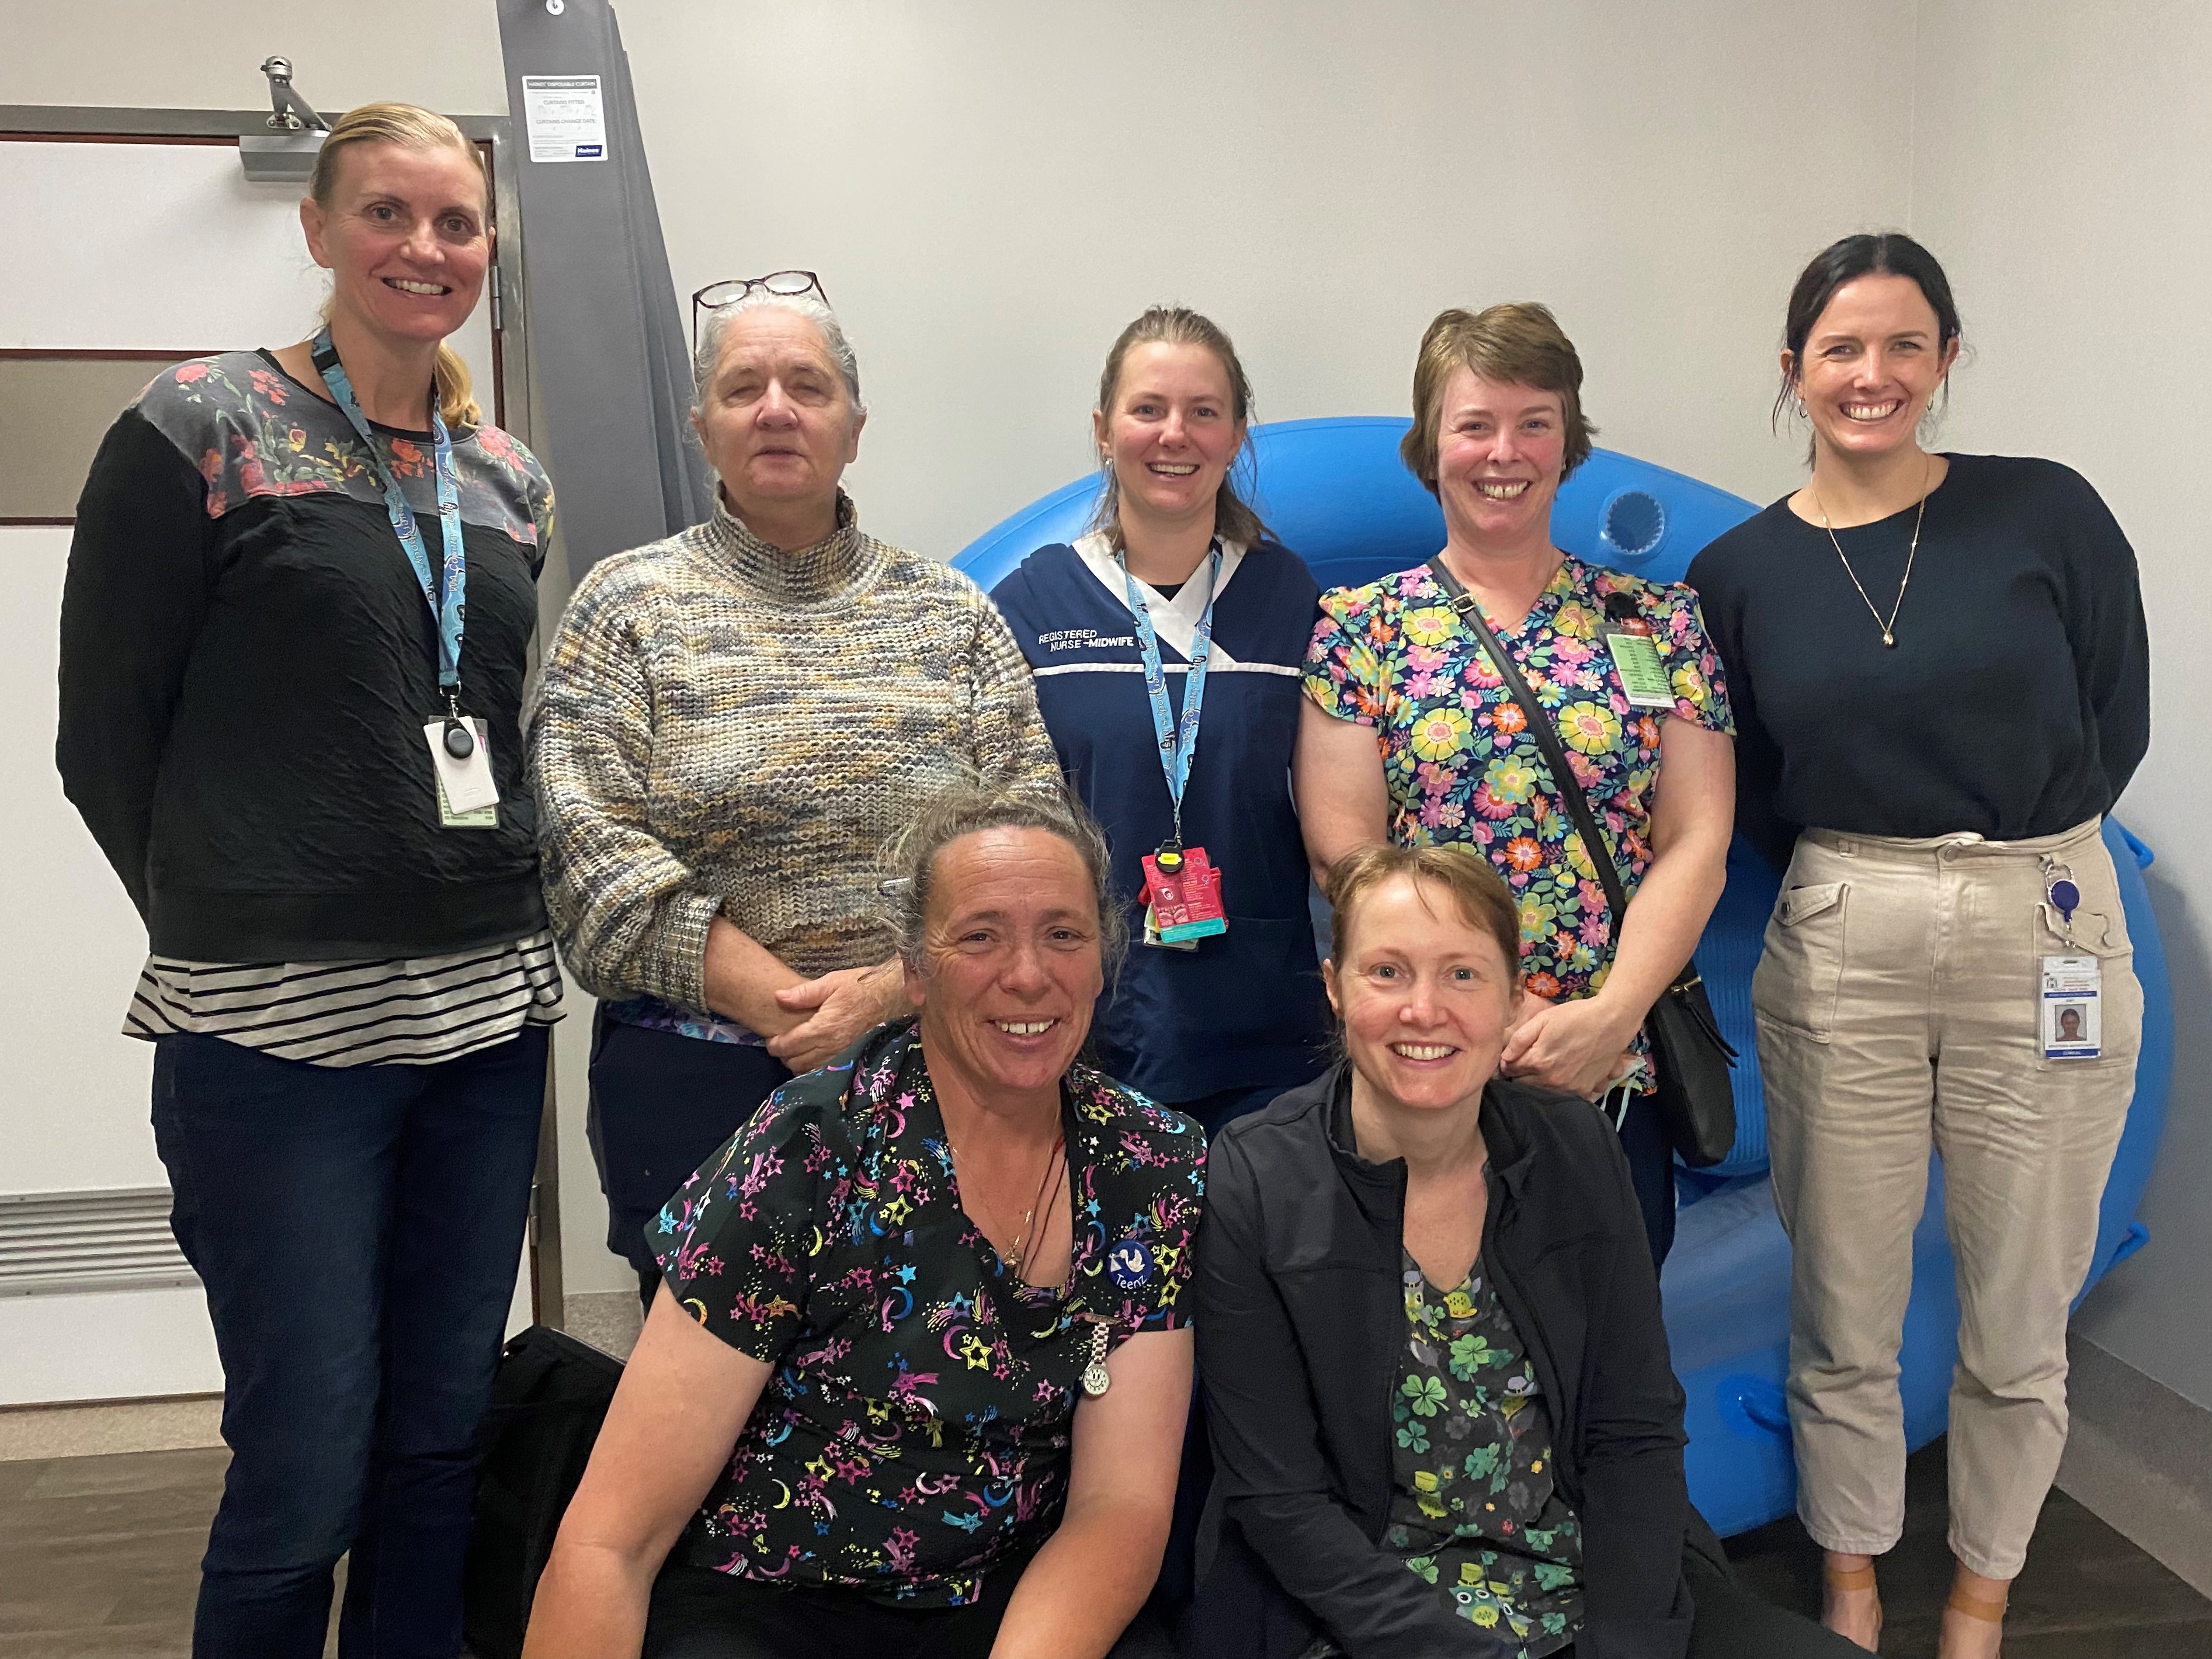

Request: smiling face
left=301, top=140, right=490, bottom=350
left=908, top=827, right=1105, bottom=1103
left=1094, top=341, right=1245, bottom=538
left=692, top=306, right=864, bottom=528
left=1787, top=272, right=1960, bottom=466
left=1325, top=873, right=1520, bottom=1115
left=1432, top=366, right=1567, bottom=553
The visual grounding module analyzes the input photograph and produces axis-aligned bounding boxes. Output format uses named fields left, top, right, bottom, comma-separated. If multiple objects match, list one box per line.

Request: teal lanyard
left=1117, top=542, right=1222, bottom=846
left=311, top=327, right=468, bottom=710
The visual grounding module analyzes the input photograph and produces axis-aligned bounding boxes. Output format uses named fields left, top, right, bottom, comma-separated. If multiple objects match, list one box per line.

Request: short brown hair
left=1090, top=306, right=1272, bottom=551
left=1322, top=843, right=1520, bottom=977
left=1400, top=303, right=1595, bottom=494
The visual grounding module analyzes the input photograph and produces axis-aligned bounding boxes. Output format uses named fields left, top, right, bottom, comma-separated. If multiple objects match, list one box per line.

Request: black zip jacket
left=1190, top=1065, right=1694, bottom=1659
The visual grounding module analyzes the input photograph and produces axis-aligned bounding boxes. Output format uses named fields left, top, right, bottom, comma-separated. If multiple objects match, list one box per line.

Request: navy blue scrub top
left=991, top=535, right=1331, bottom=1107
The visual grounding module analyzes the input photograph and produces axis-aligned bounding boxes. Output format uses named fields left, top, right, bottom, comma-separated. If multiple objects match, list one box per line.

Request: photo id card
left=2040, top=955, right=2103, bottom=1060
left=1605, top=631, right=1676, bottom=709
left=424, top=717, right=499, bottom=829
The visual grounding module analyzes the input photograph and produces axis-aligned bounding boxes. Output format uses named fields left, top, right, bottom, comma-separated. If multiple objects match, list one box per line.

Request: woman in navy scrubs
left=992, top=307, right=1329, bottom=1137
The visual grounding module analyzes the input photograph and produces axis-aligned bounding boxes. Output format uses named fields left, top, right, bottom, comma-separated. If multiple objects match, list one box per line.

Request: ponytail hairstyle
left=307, top=101, right=488, bottom=428
left=1088, top=306, right=1271, bottom=551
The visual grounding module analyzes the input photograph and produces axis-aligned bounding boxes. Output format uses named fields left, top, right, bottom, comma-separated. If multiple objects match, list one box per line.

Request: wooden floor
left=2, top=1437, right=2207, bottom=1655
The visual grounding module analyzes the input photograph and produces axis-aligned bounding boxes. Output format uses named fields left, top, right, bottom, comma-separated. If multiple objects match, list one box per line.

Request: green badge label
left=1605, top=632, right=1675, bottom=709
left=436, top=775, right=499, bottom=830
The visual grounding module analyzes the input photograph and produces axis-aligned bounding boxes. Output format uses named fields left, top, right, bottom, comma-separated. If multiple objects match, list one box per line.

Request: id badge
left=423, top=717, right=500, bottom=829
left=2040, top=955, right=2103, bottom=1059
left=1605, top=631, right=1675, bottom=709
left=1141, top=846, right=1228, bottom=947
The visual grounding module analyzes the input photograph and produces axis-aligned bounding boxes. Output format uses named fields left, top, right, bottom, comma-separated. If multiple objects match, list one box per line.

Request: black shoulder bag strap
left=1424, top=557, right=1638, bottom=932
left=1424, top=557, right=1737, bottom=1163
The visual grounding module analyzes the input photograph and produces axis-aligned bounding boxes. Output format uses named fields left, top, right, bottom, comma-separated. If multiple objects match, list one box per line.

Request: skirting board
left=2056, top=1332, right=2212, bottom=1598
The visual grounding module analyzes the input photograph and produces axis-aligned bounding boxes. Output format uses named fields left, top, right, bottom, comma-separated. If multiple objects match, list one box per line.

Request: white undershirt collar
left=1071, top=531, right=1250, bottom=667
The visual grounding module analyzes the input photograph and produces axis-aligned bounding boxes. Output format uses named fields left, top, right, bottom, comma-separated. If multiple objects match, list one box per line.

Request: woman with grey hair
left=524, top=787, right=1202, bottom=1659
left=530, top=273, right=1059, bottom=1304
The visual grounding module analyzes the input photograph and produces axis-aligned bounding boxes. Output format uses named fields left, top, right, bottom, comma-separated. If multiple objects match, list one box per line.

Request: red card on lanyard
left=1143, top=847, right=1228, bottom=945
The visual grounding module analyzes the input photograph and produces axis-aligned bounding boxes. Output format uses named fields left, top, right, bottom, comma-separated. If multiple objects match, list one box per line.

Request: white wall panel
left=0, top=141, right=494, bottom=399
left=0, top=527, right=162, bottom=1196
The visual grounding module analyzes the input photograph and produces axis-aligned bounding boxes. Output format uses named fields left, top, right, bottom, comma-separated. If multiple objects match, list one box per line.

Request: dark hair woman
left=1686, top=232, right=2150, bottom=1658
left=523, top=789, right=1200, bottom=1659
left=56, top=102, right=558, bottom=1655
left=1187, top=843, right=1861, bottom=1658
left=989, top=307, right=1330, bottom=1139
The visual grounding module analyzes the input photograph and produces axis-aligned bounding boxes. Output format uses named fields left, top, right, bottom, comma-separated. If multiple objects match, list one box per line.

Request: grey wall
left=617, top=0, right=1913, bottom=558
left=0, top=1, right=508, bottom=114
left=1914, top=0, right=2212, bottom=1409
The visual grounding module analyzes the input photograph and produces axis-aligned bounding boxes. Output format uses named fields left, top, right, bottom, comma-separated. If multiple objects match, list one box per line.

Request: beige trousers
left=1754, top=818, right=2141, bottom=1579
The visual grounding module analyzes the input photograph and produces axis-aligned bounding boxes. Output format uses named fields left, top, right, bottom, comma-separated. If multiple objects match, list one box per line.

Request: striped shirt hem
left=126, top=931, right=565, bottom=1068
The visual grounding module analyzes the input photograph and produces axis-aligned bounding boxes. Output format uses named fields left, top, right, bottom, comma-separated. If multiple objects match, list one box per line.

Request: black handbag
left=1425, top=558, right=1737, bottom=1167
left=463, top=1323, right=627, bottom=1659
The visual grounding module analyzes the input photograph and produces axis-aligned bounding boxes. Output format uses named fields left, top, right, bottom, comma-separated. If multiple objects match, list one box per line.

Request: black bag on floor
left=464, top=1324, right=626, bottom=1659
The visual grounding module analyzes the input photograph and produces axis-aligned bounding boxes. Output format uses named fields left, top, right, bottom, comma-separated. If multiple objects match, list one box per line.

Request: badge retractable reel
left=2038, top=858, right=2102, bottom=1060
left=312, top=327, right=501, bottom=829
left=1123, top=544, right=1229, bottom=950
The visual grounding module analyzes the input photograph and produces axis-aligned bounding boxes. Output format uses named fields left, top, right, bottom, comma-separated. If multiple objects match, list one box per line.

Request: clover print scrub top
left=1304, top=557, right=1733, bottom=1092
left=650, top=1018, right=1205, bottom=1604
left=1390, top=1249, right=1584, bottom=1656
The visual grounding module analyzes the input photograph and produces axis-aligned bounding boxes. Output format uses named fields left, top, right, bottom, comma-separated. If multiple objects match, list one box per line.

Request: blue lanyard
left=311, top=327, right=468, bottom=706
left=1118, top=542, right=1222, bottom=844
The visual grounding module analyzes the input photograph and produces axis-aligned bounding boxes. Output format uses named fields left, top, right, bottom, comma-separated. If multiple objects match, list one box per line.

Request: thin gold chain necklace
left=1811, top=453, right=1934, bottom=648
left=949, top=1131, right=1064, bottom=1279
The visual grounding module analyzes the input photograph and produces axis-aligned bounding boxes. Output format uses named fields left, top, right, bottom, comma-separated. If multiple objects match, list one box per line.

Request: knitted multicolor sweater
left=529, top=494, right=1058, bottom=1008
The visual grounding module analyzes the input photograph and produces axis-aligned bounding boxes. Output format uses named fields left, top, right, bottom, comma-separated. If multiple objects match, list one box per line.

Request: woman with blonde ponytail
left=57, top=100, right=560, bottom=1657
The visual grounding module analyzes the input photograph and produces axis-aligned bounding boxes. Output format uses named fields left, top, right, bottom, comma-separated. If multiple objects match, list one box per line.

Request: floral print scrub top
left=651, top=1018, right=1205, bottom=1604
left=1305, top=557, right=1734, bottom=1090
left=1389, top=1250, right=1585, bottom=1656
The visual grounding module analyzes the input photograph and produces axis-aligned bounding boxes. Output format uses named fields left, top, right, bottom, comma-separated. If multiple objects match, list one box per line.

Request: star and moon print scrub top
left=1390, top=1250, right=1584, bottom=1655
left=1304, top=557, right=1734, bottom=1092
left=650, top=1019, right=1205, bottom=1604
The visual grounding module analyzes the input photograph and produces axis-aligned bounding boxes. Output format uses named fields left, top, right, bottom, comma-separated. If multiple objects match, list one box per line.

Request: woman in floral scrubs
left=1295, top=303, right=1735, bottom=1268
left=525, top=791, right=1201, bottom=1659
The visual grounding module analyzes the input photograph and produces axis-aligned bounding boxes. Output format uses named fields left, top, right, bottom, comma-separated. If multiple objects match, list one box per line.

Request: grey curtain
left=498, top=0, right=713, bottom=581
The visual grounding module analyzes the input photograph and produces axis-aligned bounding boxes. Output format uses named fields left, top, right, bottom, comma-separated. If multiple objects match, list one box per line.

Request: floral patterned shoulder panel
left=132, top=350, right=553, bottom=550
left=650, top=1018, right=1206, bottom=1605
left=1304, top=557, right=1732, bottom=1090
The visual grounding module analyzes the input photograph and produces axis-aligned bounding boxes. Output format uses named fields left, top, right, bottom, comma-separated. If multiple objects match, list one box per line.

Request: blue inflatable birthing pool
left=954, top=417, right=2175, bottom=1536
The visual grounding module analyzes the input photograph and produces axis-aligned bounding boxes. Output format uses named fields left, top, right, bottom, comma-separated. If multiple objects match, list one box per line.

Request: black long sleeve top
left=1191, top=1067, right=1692, bottom=1659
left=1686, top=454, right=2150, bottom=870
left=55, top=352, right=554, bottom=959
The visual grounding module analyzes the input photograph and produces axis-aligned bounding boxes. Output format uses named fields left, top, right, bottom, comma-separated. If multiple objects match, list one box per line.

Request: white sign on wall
left=522, top=75, right=609, bottom=164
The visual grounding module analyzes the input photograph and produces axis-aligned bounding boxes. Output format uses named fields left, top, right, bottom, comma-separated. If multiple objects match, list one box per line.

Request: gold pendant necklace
left=1812, top=453, right=1933, bottom=648
left=949, top=1132, right=1063, bottom=1280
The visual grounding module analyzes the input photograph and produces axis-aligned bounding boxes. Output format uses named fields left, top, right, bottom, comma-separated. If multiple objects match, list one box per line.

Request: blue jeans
left=151, top=1025, right=548, bottom=1659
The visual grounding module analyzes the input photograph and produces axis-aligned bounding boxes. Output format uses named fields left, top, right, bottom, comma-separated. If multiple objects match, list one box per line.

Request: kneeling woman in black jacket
left=1189, top=844, right=1853, bottom=1659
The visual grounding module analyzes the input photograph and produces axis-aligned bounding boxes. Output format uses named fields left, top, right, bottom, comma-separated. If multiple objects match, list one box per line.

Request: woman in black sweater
left=1187, top=844, right=1855, bottom=1659
left=56, top=103, right=557, bottom=1658
left=1686, top=234, right=2149, bottom=1659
